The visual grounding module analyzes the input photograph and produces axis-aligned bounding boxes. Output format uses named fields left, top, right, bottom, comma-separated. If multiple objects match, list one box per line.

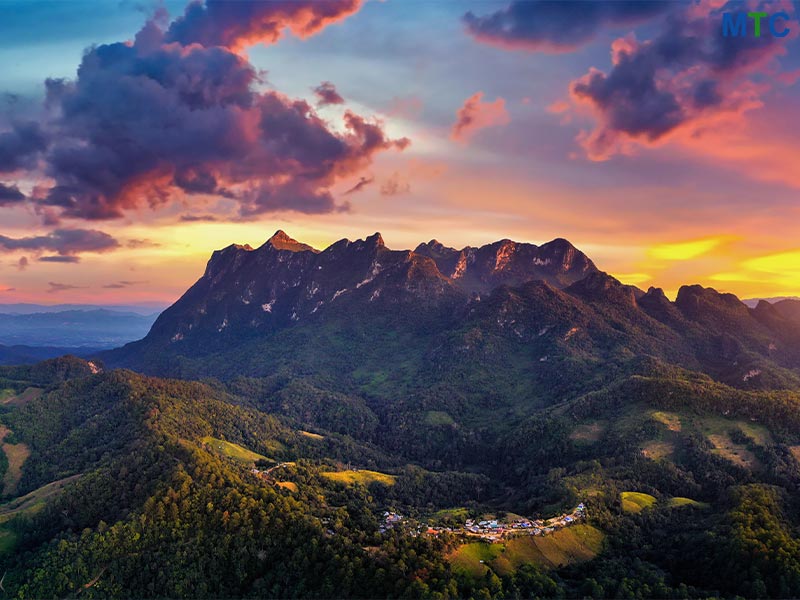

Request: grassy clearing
left=201, top=437, right=268, bottom=464
left=0, top=389, right=15, bottom=403
left=2, top=441, right=30, bottom=496
left=668, top=497, right=710, bottom=509
left=448, top=542, right=504, bottom=577
left=432, top=507, right=470, bottom=523
left=651, top=411, right=682, bottom=432
left=424, top=411, right=455, bottom=426
left=0, top=474, right=82, bottom=523
left=737, top=421, right=772, bottom=446
left=321, top=469, right=396, bottom=486
left=6, top=387, right=43, bottom=407
left=275, top=481, right=298, bottom=492
left=569, top=421, right=606, bottom=443
left=641, top=440, right=674, bottom=460
left=299, top=431, right=324, bottom=440
left=621, top=492, right=657, bottom=513
left=448, top=525, right=604, bottom=577
left=707, top=433, right=759, bottom=470
left=0, top=475, right=81, bottom=554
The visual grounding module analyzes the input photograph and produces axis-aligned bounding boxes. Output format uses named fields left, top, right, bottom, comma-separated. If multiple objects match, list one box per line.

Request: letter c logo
left=769, top=12, right=791, bottom=37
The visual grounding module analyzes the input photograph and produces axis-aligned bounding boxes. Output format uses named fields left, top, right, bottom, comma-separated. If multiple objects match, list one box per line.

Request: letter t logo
left=748, top=12, right=768, bottom=37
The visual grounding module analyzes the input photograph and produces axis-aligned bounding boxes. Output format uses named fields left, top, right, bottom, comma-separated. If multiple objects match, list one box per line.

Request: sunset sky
left=2, top=0, right=800, bottom=305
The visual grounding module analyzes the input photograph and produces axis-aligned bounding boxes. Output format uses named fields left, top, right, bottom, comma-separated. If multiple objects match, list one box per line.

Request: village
left=380, top=503, right=587, bottom=543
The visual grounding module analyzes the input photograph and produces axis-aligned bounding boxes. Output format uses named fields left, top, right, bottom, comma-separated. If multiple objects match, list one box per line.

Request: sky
left=2, top=0, right=800, bottom=305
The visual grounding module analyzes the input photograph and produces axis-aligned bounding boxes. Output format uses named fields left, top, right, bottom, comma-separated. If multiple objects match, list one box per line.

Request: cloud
left=463, top=0, right=673, bottom=53
left=451, top=92, right=510, bottom=142
left=16, top=256, right=28, bottom=271
left=344, top=176, right=374, bottom=195
left=0, top=183, right=25, bottom=205
left=0, top=285, right=15, bottom=293
left=0, top=228, right=120, bottom=256
left=39, top=255, right=81, bottom=263
left=102, top=280, right=147, bottom=289
left=648, top=237, right=729, bottom=261
left=380, top=172, right=411, bottom=196
left=313, top=81, right=345, bottom=106
left=126, top=238, right=160, bottom=248
left=47, top=282, right=86, bottom=293
left=2, top=0, right=406, bottom=223
left=179, top=214, right=218, bottom=222
left=568, top=2, right=793, bottom=160
left=165, top=0, right=362, bottom=51
left=0, top=121, right=48, bottom=173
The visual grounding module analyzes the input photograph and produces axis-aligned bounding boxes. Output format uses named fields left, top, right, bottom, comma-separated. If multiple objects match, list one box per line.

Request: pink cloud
left=566, top=2, right=795, bottom=161
left=451, top=92, right=511, bottom=143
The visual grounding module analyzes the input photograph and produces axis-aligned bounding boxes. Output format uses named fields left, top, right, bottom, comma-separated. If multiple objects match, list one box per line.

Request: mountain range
left=3, top=231, right=800, bottom=597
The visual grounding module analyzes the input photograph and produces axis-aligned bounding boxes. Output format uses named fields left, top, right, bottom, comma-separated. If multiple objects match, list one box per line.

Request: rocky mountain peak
left=261, top=230, right=318, bottom=253
left=365, top=232, right=385, bottom=248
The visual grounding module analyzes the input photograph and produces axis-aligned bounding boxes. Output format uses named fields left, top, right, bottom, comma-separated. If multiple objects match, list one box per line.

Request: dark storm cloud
left=165, top=0, right=362, bottom=50
left=0, top=121, right=47, bottom=173
left=313, top=81, right=345, bottom=106
left=463, top=0, right=674, bottom=52
left=0, top=229, right=120, bottom=255
left=1, top=0, right=405, bottom=223
left=0, top=183, right=25, bottom=205
left=569, top=2, right=792, bottom=158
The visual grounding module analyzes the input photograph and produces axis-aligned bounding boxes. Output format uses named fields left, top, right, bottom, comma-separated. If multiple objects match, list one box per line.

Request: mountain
left=772, top=298, right=800, bottom=323
left=6, top=232, right=800, bottom=598
left=414, top=236, right=597, bottom=292
left=106, top=231, right=800, bottom=392
left=0, top=343, right=101, bottom=366
left=101, top=230, right=800, bottom=470
left=0, top=303, right=167, bottom=316
left=0, top=309, right=158, bottom=349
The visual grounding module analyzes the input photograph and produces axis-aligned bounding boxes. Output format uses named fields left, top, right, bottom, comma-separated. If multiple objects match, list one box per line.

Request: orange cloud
left=451, top=92, right=510, bottom=143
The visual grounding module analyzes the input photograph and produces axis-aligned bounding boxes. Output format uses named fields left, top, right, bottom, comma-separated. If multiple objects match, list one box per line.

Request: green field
left=201, top=437, right=269, bottom=463
left=448, top=541, right=505, bottom=576
left=424, top=411, right=456, bottom=426
left=321, top=469, right=396, bottom=486
left=448, top=524, right=604, bottom=577
left=0, top=389, right=14, bottom=403
left=668, top=497, right=710, bottom=509
left=0, top=474, right=82, bottom=524
left=431, top=507, right=470, bottom=523
left=0, top=425, right=30, bottom=496
left=651, top=411, right=682, bottom=431
left=0, top=475, right=81, bottom=555
left=621, top=491, right=657, bottom=513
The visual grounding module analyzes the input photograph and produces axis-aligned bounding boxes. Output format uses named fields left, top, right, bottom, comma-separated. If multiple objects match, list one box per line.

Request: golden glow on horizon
left=614, top=272, right=652, bottom=286
left=647, top=237, right=726, bottom=261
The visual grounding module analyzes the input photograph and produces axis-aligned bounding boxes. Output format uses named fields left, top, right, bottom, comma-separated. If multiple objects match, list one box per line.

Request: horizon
left=0, top=228, right=797, bottom=307
left=3, top=0, right=800, bottom=303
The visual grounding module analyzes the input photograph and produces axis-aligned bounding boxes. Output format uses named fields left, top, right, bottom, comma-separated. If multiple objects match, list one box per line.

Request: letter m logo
left=722, top=12, right=747, bottom=36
